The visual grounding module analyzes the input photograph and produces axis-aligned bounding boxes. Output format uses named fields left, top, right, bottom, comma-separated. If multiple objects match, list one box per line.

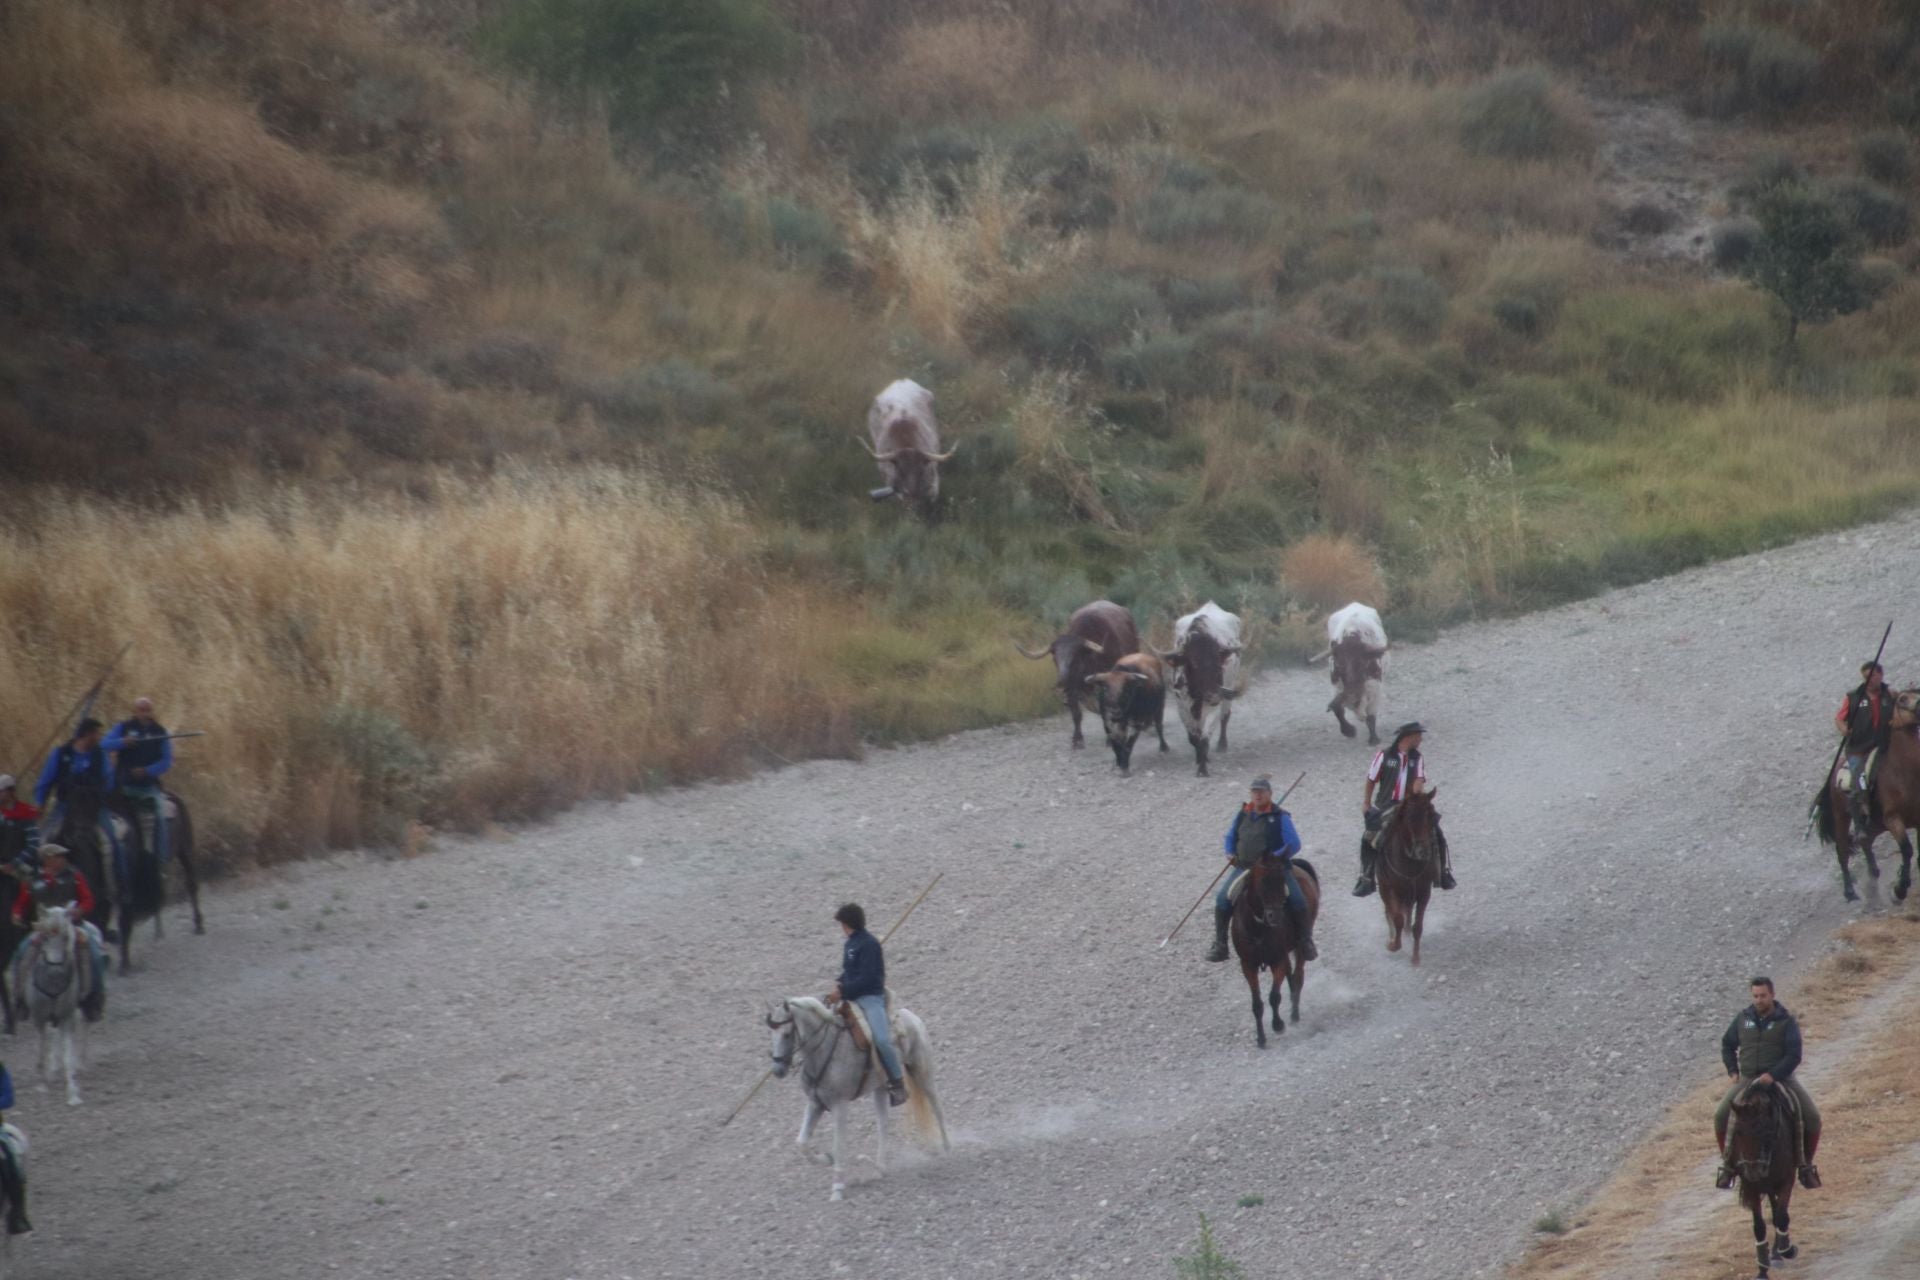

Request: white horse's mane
left=784, top=996, right=834, bottom=1024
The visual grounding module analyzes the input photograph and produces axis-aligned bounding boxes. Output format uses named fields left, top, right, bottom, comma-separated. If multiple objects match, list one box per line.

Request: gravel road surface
left=14, top=513, right=1920, bottom=1280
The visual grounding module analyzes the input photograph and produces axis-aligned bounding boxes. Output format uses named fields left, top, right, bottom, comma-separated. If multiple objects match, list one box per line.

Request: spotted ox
left=1308, top=602, right=1387, bottom=745
left=1015, top=600, right=1140, bottom=749
left=1084, top=653, right=1169, bottom=775
left=1156, top=601, right=1243, bottom=777
left=861, top=379, right=955, bottom=511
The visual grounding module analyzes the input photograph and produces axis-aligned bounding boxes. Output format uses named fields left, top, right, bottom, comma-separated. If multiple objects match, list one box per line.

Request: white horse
left=765, top=996, right=950, bottom=1201
left=23, top=906, right=88, bottom=1106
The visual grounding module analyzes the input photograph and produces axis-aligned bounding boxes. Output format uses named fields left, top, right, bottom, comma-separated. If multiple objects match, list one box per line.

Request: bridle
left=766, top=1007, right=798, bottom=1076
left=765, top=1002, right=867, bottom=1102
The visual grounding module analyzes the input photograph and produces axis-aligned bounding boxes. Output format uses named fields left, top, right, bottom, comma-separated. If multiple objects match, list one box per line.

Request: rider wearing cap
left=1834, top=660, right=1896, bottom=841
left=104, top=696, right=174, bottom=866
left=10, top=844, right=107, bottom=1023
left=1206, top=774, right=1315, bottom=963
left=1353, top=721, right=1453, bottom=897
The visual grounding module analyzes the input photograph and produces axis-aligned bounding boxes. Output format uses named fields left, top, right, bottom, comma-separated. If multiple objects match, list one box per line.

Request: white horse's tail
left=896, top=1009, right=950, bottom=1152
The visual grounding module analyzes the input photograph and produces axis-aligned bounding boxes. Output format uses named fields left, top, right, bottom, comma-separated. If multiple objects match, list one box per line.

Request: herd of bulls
left=1013, top=598, right=1390, bottom=773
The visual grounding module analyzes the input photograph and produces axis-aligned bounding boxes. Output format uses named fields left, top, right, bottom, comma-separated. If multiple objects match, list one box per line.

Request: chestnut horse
left=1725, top=1083, right=1800, bottom=1279
left=1811, top=686, right=1920, bottom=902
left=1377, top=789, right=1442, bottom=966
left=1228, top=855, right=1318, bottom=1048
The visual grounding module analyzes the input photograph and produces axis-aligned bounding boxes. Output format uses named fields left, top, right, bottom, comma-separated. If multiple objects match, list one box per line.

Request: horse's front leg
left=1888, top=822, right=1914, bottom=901
left=1241, top=957, right=1266, bottom=1049
left=175, top=831, right=206, bottom=934
left=1750, top=1200, right=1770, bottom=1278
left=1770, top=1191, right=1796, bottom=1262
left=828, top=1109, right=848, bottom=1202
left=117, top=903, right=134, bottom=976
left=873, top=1087, right=889, bottom=1174
left=1267, top=970, right=1284, bottom=1035
left=1384, top=898, right=1402, bottom=953
left=797, top=1098, right=823, bottom=1147
left=1836, top=821, right=1860, bottom=901
left=1286, top=959, right=1303, bottom=1026
left=1411, top=893, right=1427, bottom=968
left=36, top=1027, right=50, bottom=1088
left=60, top=1026, right=80, bottom=1107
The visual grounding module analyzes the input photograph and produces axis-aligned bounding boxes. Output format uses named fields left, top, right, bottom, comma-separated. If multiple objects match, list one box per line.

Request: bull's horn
left=1012, top=641, right=1051, bottom=660
left=1083, top=673, right=1102, bottom=686
left=1147, top=643, right=1174, bottom=660
left=1223, top=643, right=1243, bottom=654
left=1306, top=648, right=1331, bottom=665
left=928, top=442, right=957, bottom=462
left=1126, top=671, right=1150, bottom=683
left=856, top=435, right=903, bottom=462
left=1080, top=638, right=1105, bottom=655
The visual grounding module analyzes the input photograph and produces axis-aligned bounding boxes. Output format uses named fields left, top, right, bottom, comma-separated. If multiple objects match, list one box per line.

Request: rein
left=779, top=1005, right=874, bottom=1109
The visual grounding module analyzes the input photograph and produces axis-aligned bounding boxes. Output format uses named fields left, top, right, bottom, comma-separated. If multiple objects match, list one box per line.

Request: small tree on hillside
left=1740, top=181, right=1874, bottom=349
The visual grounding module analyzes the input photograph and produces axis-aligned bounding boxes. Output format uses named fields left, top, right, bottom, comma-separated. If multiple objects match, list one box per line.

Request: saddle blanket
left=839, top=989, right=901, bottom=1056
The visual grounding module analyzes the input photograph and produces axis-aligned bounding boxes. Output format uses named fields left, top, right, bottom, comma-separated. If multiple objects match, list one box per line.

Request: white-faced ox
left=861, top=379, right=954, bottom=510
left=1309, top=601, right=1387, bottom=745
left=1084, top=653, right=1169, bottom=775
left=1155, top=601, right=1242, bottom=777
left=1015, top=600, right=1140, bottom=749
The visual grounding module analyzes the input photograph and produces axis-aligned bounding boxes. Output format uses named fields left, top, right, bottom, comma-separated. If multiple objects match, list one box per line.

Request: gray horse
left=766, top=996, right=950, bottom=1201
left=22, top=906, right=89, bottom=1107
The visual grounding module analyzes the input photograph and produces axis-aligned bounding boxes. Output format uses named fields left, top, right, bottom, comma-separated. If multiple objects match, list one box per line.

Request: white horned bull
left=1309, top=602, right=1387, bottom=745
left=1155, top=601, right=1243, bottom=777
left=860, top=379, right=955, bottom=511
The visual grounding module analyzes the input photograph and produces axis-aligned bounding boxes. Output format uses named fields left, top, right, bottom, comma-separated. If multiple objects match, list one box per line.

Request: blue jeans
left=1217, top=861, right=1304, bottom=914
left=852, top=993, right=903, bottom=1083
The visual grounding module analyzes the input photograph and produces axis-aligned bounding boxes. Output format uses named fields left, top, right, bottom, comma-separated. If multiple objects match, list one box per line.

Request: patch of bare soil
left=1587, top=91, right=1744, bottom=265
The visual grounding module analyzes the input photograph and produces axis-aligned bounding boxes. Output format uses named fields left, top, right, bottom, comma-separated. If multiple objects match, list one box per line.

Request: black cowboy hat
left=1391, top=721, right=1426, bottom=743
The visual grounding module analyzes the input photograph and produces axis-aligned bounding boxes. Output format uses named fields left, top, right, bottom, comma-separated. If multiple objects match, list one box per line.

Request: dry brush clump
left=1278, top=535, right=1387, bottom=613
left=0, top=471, right=859, bottom=861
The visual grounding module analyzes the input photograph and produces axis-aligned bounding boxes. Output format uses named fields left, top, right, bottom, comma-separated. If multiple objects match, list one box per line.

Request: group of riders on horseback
left=0, top=695, right=186, bottom=1239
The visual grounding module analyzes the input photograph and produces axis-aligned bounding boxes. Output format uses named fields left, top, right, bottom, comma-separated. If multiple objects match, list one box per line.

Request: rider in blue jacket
left=1205, top=775, right=1316, bottom=963
left=829, top=903, right=906, bottom=1107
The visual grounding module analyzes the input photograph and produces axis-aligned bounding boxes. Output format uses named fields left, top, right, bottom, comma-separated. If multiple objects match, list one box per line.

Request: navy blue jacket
left=838, top=929, right=886, bottom=1002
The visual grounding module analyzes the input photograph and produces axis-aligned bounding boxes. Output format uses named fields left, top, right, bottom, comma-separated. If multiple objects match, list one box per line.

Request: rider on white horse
left=0, top=1061, right=28, bottom=1234
left=10, top=845, right=107, bottom=1022
left=829, top=904, right=907, bottom=1107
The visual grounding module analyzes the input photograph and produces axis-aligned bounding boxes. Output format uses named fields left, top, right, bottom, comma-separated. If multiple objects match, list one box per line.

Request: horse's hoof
left=1844, top=884, right=1860, bottom=902
left=1896, top=877, right=1912, bottom=902
left=193, top=922, right=206, bottom=935
left=1387, top=938, right=1401, bottom=953
left=1338, top=722, right=1357, bottom=739
left=829, top=1187, right=844, bottom=1203
left=1772, top=1242, right=1797, bottom=1261
left=66, top=1095, right=81, bottom=1108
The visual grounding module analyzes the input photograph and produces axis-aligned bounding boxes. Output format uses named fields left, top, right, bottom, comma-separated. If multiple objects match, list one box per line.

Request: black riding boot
left=1204, top=907, right=1232, bottom=963
left=1437, top=832, right=1456, bottom=891
left=1352, top=839, right=1376, bottom=897
left=1287, top=902, right=1319, bottom=962
left=0, top=1143, right=29, bottom=1235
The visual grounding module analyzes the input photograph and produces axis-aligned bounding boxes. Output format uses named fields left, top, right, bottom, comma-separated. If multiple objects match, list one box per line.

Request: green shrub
left=1731, top=152, right=1807, bottom=205
left=1857, top=130, right=1914, bottom=185
left=1134, top=181, right=1283, bottom=245
left=1492, top=295, right=1543, bottom=336
left=1701, top=22, right=1818, bottom=117
left=1828, top=177, right=1913, bottom=247
left=1103, top=332, right=1211, bottom=396
left=476, top=0, right=792, bottom=136
left=1005, top=274, right=1165, bottom=364
left=1164, top=276, right=1253, bottom=322
left=1742, top=181, right=1879, bottom=343
left=1372, top=265, right=1449, bottom=341
left=1173, top=1213, right=1246, bottom=1280
left=1459, top=67, right=1583, bottom=161
left=1711, top=217, right=1762, bottom=271
left=1557, top=291, right=1773, bottom=397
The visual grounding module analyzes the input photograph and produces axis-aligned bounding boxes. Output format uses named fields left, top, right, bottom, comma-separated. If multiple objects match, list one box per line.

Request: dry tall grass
left=1279, top=534, right=1387, bottom=612
left=0, top=471, right=866, bottom=860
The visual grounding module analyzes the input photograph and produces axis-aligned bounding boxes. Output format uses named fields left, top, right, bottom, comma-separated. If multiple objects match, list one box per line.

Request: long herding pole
left=1158, top=769, right=1307, bottom=949
left=720, top=872, right=943, bottom=1128
left=8, top=640, right=134, bottom=781
left=1808, top=621, right=1894, bottom=839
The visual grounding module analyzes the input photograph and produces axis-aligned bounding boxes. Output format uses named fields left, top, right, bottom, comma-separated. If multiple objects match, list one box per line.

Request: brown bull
left=861, top=379, right=955, bottom=511
left=1016, top=600, right=1139, bottom=749
left=1084, top=652, right=1169, bottom=775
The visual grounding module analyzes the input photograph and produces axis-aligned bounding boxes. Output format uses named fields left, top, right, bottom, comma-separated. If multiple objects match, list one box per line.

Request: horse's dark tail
left=1291, top=856, right=1318, bottom=886
left=1812, top=783, right=1836, bottom=847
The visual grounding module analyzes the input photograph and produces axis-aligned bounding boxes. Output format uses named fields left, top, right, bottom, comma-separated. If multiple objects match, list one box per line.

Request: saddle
left=835, top=988, right=899, bottom=1057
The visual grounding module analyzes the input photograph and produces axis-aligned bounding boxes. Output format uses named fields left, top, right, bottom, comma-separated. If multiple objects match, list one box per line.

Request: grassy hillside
left=3, top=0, right=1919, bottom=858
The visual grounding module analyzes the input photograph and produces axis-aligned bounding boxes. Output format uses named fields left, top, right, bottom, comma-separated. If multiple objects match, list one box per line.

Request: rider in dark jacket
left=828, top=904, right=906, bottom=1106
left=1713, top=977, right=1821, bottom=1191
left=1205, top=775, right=1314, bottom=963
left=1834, top=660, right=1896, bottom=837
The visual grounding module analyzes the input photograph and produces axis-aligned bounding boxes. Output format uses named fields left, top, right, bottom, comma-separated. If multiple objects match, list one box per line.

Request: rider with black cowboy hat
left=1353, top=721, right=1454, bottom=897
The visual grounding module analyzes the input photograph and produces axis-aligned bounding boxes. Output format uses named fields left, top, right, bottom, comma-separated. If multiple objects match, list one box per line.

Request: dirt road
left=13, top=513, right=1918, bottom=1280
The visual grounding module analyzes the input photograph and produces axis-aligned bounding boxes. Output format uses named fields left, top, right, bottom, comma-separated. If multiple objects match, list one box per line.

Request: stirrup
left=1797, top=1164, right=1821, bottom=1190
left=886, top=1080, right=907, bottom=1107
left=1351, top=876, right=1375, bottom=897
left=1438, top=870, right=1457, bottom=890
left=1714, top=1165, right=1736, bottom=1190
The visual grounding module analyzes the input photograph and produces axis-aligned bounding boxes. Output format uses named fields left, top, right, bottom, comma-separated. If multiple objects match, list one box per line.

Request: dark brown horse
left=56, top=784, right=204, bottom=974
left=1377, top=789, right=1441, bottom=966
left=1725, top=1083, right=1800, bottom=1279
left=1811, top=686, right=1919, bottom=902
left=1229, top=856, right=1318, bottom=1048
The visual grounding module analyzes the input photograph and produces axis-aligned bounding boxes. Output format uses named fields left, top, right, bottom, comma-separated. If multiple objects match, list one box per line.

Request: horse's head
left=1895, top=686, right=1920, bottom=730
left=765, top=999, right=798, bottom=1080
left=34, top=904, right=75, bottom=953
